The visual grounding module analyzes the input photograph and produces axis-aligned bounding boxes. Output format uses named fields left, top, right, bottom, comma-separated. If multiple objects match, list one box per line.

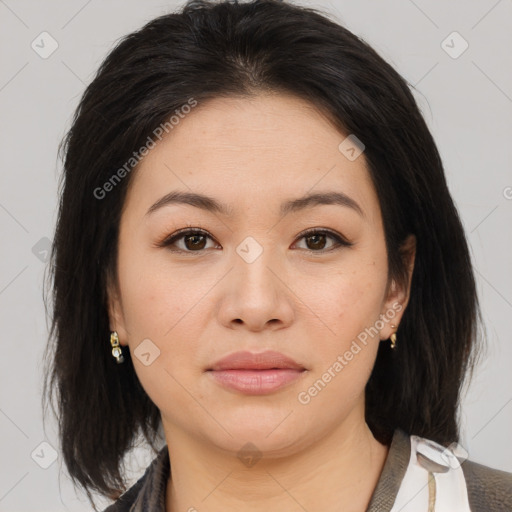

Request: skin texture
left=108, top=93, right=416, bottom=512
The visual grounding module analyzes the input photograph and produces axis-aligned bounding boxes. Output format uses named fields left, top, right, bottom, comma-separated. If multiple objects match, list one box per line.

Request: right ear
left=107, top=275, right=129, bottom=346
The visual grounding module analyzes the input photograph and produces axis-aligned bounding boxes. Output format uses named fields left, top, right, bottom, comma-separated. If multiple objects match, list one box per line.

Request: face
left=108, top=93, right=415, bottom=457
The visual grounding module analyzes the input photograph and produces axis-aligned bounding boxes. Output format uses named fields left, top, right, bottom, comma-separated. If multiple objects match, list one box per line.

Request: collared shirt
left=103, top=428, right=512, bottom=512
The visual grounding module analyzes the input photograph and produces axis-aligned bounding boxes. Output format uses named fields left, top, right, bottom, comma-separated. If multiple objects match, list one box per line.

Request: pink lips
left=206, top=350, right=307, bottom=395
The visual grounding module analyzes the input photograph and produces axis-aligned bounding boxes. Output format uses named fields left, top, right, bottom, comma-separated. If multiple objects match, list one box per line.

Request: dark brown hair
left=42, top=0, right=484, bottom=509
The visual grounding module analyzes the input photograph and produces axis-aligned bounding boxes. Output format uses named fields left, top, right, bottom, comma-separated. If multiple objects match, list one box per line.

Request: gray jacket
left=103, top=428, right=512, bottom=511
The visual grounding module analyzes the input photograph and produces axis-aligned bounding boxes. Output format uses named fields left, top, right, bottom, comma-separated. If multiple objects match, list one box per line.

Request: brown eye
left=305, top=233, right=328, bottom=250
left=182, top=233, right=207, bottom=250
left=160, top=229, right=217, bottom=253
left=294, top=229, right=353, bottom=252
left=159, top=227, right=352, bottom=255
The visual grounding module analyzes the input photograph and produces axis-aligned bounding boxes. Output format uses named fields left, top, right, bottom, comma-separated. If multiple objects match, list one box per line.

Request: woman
left=42, top=0, right=512, bottom=510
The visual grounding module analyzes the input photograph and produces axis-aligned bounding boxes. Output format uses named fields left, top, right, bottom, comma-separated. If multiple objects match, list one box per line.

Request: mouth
left=206, top=350, right=307, bottom=395
left=207, top=368, right=305, bottom=394
left=206, top=350, right=306, bottom=372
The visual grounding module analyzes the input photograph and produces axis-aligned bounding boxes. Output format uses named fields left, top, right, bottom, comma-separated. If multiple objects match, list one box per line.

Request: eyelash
left=157, top=225, right=353, bottom=255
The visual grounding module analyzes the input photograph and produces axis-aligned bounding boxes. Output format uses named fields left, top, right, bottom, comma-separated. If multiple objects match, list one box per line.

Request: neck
left=164, top=408, right=389, bottom=512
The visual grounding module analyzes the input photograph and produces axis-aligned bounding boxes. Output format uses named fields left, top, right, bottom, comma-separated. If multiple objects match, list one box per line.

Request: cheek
left=299, top=255, right=388, bottom=398
left=116, top=244, right=214, bottom=384
left=296, top=272, right=386, bottom=416
left=304, top=257, right=387, bottom=338
left=116, top=239, right=204, bottom=337
left=118, top=262, right=209, bottom=417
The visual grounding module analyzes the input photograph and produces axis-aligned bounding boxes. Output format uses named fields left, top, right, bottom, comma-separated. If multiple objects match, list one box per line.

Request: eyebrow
left=145, top=190, right=365, bottom=219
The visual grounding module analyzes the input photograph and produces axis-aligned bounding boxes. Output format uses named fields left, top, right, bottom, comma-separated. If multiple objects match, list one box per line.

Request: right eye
left=159, top=228, right=219, bottom=254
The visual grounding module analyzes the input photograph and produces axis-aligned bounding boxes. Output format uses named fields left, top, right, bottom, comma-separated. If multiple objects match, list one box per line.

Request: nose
left=217, top=242, right=295, bottom=332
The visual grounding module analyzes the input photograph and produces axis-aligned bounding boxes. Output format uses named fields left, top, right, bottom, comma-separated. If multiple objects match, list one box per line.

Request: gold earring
left=110, top=331, right=125, bottom=363
left=390, top=324, right=397, bottom=349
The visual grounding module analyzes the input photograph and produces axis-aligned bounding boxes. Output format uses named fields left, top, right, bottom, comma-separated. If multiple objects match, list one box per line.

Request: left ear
left=380, top=234, right=416, bottom=340
left=106, top=273, right=129, bottom=346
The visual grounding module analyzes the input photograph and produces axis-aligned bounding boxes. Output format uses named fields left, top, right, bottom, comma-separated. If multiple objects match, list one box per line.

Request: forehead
left=124, top=93, right=379, bottom=223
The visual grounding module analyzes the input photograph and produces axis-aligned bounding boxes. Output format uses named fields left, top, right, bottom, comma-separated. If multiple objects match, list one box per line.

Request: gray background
left=0, top=0, right=511, bottom=510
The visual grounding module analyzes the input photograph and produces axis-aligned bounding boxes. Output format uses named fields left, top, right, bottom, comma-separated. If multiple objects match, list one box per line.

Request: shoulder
left=404, top=429, right=512, bottom=511
left=102, top=445, right=170, bottom=512
left=368, top=428, right=512, bottom=512
left=461, top=458, right=512, bottom=512
left=102, top=476, right=146, bottom=512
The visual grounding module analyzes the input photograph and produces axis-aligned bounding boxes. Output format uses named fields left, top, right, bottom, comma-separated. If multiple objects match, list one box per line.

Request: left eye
left=159, top=228, right=352, bottom=254
left=293, top=229, right=352, bottom=252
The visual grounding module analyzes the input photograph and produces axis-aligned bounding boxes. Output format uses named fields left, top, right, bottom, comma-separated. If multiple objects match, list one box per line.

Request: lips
left=207, top=350, right=306, bottom=371
left=206, top=350, right=307, bottom=395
